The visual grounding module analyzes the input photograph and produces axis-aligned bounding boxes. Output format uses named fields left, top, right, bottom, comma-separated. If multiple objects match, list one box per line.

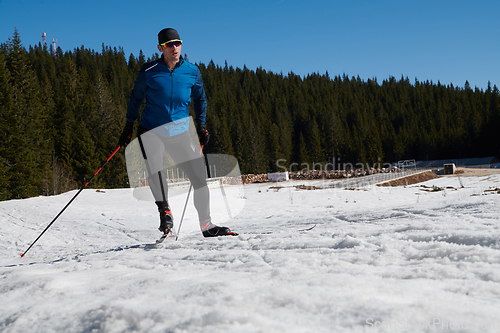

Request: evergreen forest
left=1, top=29, right=499, bottom=200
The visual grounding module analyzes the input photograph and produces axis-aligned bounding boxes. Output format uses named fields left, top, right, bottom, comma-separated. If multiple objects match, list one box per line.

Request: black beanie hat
left=158, top=28, right=181, bottom=44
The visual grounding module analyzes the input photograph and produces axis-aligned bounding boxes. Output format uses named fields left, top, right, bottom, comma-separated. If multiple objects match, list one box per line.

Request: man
left=119, top=28, right=237, bottom=238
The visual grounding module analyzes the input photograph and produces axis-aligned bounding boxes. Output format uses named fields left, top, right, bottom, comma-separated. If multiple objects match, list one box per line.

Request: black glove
left=118, top=121, right=134, bottom=147
left=197, top=124, right=210, bottom=146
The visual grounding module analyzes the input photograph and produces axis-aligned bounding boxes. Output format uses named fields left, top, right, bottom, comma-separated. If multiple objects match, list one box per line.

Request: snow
left=2, top=174, right=500, bottom=332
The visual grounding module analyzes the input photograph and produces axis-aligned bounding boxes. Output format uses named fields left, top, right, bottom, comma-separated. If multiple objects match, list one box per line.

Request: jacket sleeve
left=126, top=65, right=147, bottom=123
left=191, top=68, right=207, bottom=125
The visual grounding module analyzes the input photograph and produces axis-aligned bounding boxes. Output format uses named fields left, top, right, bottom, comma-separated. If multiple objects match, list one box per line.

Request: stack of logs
left=226, top=167, right=403, bottom=185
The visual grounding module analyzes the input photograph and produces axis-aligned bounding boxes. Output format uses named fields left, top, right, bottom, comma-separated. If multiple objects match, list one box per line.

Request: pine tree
left=53, top=57, right=79, bottom=173
left=4, top=29, right=47, bottom=198
left=72, top=122, right=96, bottom=186
left=307, top=117, right=323, bottom=165
left=248, top=111, right=267, bottom=173
left=296, top=132, right=309, bottom=170
left=267, top=122, right=283, bottom=171
left=0, top=50, right=13, bottom=200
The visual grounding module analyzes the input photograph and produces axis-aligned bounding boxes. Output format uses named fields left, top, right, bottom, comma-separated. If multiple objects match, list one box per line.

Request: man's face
left=158, top=41, right=182, bottom=65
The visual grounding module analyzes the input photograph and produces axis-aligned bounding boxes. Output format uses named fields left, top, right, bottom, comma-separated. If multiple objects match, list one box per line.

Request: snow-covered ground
left=1, top=173, right=500, bottom=332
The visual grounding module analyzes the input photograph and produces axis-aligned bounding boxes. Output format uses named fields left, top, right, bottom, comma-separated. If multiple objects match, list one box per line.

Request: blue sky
left=1, top=0, right=499, bottom=90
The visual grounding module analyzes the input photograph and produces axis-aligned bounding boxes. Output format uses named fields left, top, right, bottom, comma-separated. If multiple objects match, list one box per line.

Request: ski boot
left=201, top=220, right=238, bottom=237
left=156, top=201, right=174, bottom=236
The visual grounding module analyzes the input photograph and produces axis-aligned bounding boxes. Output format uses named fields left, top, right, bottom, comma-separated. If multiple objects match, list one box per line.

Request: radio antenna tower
left=41, top=32, right=46, bottom=46
left=52, top=38, right=58, bottom=55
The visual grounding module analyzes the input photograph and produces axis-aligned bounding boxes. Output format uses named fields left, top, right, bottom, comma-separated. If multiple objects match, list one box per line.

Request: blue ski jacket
left=126, top=56, right=207, bottom=134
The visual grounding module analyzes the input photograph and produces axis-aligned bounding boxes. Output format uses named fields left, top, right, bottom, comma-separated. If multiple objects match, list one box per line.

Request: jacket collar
left=159, top=55, right=184, bottom=70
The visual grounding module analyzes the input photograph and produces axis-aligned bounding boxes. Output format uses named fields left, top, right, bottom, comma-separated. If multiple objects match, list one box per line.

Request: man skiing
left=119, top=28, right=237, bottom=239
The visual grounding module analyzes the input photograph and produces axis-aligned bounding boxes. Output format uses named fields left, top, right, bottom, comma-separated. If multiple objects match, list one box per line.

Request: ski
left=246, top=224, right=317, bottom=235
left=298, top=224, right=317, bottom=232
left=156, top=233, right=176, bottom=244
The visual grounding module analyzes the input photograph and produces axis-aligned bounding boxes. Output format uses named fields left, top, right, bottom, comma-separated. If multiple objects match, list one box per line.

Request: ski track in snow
left=1, top=175, right=500, bottom=332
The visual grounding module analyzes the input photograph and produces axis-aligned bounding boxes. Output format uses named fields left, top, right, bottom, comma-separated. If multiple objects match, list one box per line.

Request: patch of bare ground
left=268, top=185, right=323, bottom=191
left=377, top=171, right=440, bottom=187
left=444, top=167, right=500, bottom=177
left=295, top=184, right=323, bottom=190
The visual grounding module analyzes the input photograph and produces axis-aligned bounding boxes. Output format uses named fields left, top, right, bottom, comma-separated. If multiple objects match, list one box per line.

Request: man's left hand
left=197, top=124, right=210, bottom=146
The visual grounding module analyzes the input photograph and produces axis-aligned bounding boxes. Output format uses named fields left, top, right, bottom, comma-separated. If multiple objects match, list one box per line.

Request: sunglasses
left=160, top=40, right=182, bottom=48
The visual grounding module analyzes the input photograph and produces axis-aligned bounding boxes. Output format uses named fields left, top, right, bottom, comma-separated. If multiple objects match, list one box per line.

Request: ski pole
left=20, top=145, right=122, bottom=258
left=175, top=145, right=204, bottom=241
left=175, top=183, right=192, bottom=241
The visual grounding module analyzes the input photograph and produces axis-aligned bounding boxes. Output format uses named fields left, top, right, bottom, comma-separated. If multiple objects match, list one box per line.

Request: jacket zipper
left=170, top=70, right=174, bottom=113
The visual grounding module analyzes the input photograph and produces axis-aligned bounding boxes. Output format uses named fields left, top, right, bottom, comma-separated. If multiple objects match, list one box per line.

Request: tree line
left=1, top=29, right=499, bottom=200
